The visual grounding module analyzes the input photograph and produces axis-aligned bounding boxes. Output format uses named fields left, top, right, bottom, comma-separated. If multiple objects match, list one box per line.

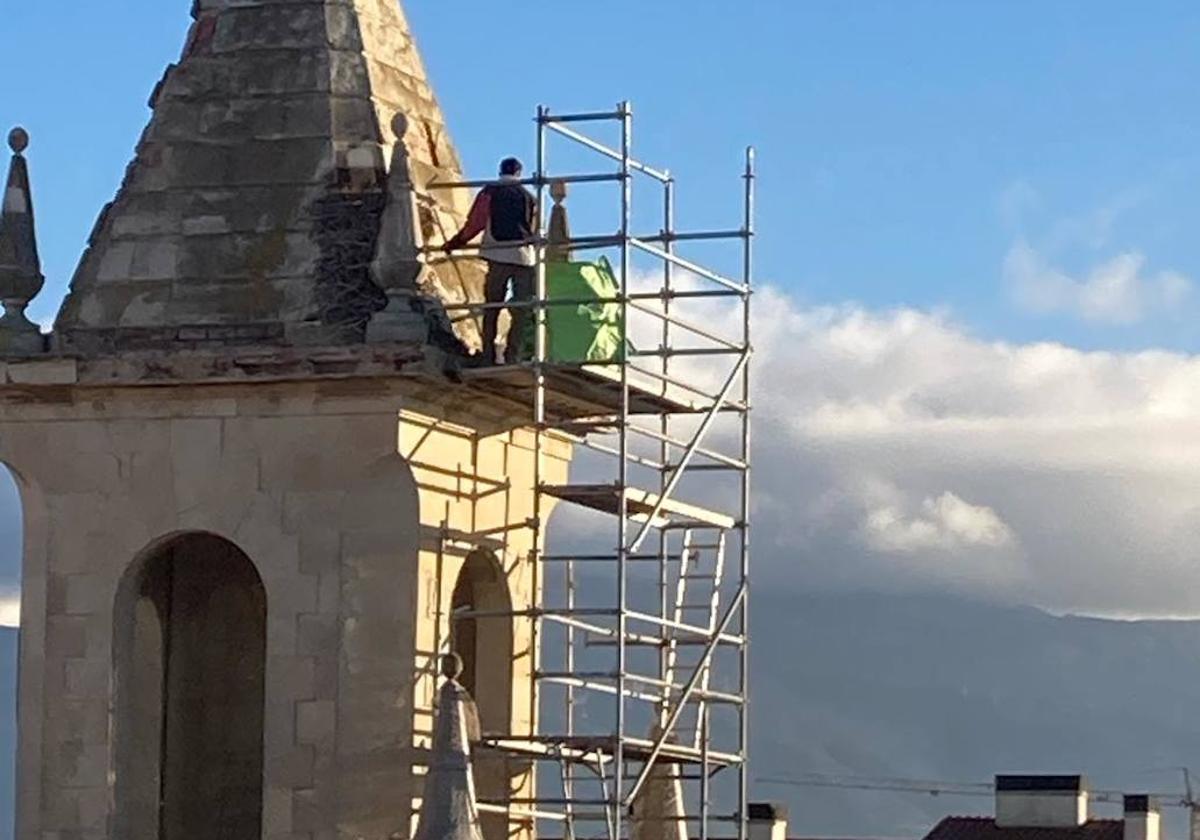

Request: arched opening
left=451, top=550, right=514, bottom=732
left=451, top=550, right=514, bottom=840
left=113, top=532, right=266, bottom=840
left=0, top=466, right=22, bottom=840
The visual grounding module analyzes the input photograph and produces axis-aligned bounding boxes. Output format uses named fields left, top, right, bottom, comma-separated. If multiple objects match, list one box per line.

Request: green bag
left=521, top=257, right=626, bottom=363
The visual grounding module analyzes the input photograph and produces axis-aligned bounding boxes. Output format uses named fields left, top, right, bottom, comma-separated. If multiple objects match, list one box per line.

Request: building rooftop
left=925, top=816, right=1124, bottom=840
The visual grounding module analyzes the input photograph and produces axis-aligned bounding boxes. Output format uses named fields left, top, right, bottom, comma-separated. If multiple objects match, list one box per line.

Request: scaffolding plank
left=459, top=363, right=704, bottom=422
left=477, top=734, right=741, bottom=768
left=542, top=483, right=736, bottom=530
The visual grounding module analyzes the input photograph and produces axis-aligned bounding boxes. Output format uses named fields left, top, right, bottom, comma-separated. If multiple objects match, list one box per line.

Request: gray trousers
left=482, top=262, right=536, bottom=365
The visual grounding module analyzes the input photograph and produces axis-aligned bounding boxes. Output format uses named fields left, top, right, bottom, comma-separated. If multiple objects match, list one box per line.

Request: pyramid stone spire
left=0, top=128, right=46, bottom=355
left=55, top=0, right=478, bottom=355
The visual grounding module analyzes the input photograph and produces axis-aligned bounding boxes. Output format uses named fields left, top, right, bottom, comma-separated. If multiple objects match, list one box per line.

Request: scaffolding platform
left=479, top=733, right=743, bottom=769
left=427, top=102, right=753, bottom=840
left=458, top=362, right=706, bottom=423
left=542, top=483, right=737, bottom=530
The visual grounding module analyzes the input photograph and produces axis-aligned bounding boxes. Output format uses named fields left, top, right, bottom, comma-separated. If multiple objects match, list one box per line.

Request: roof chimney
left=995, top=776, right=1088, bottom=828
left=748, top=803, right=789, bottom=840
left=1124, top=796, right=1160, bottom=840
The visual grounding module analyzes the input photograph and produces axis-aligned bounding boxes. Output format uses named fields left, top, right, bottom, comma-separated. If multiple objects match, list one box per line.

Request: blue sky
left=10, top=4, right=1200, bottom=833
left=6, top=3, right=1200, bottom=603
left=4, top=2, right=1200, bottom=618
left=5, top=1, right=1200, bottom=353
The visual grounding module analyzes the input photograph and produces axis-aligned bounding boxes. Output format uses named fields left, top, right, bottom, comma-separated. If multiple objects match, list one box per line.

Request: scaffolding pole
left=439, top=103, right=754, bottom=840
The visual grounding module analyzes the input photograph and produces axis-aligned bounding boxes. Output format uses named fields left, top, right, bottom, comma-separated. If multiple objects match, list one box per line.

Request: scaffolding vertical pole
left=560, top=111, right=577, bottom=840
left=532, top=105, right=550, bottom=840
left=657, top=176, right=675, bottom=725
left=435, top=518, right=449, bottom=663
left=700, top=705, right=711, bottom=840
left=564, top=481, right=578, bottom=834
left=737, top=146, right=756, bottom=840
left=442, top=101, right=755, bottom=837
left=615, top=99, right=634, bottom=840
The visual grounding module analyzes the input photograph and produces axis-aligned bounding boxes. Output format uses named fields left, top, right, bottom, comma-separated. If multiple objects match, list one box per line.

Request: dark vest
left=486, top=183, right=535, bottom=242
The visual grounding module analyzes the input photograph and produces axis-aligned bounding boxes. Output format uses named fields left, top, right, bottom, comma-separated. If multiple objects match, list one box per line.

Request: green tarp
left=521, top=258, right=626, bottom=363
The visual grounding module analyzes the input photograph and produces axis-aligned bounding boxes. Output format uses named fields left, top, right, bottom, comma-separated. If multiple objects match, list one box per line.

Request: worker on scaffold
left=444, top=157, right=538, bottom=367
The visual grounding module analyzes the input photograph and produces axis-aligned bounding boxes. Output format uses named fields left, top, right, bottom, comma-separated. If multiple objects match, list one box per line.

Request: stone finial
left=0, top=127, right=46, bottom=355
left=366, top=113, right=431, bottom=344
left=392, top=113, right=410, bottom=143
left=547, top=179, right=572, bottom=263
left=412, top=657, right=485, bottom=840
left=440, top=652, right=464, bottom=680
left=8, top=128, right=28, bottom=154
left=631, top=724, right=688, bottom=840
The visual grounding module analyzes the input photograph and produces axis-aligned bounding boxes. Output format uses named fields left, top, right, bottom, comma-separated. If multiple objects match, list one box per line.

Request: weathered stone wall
left=6, top=378, right=568, bottom=840
left=11, top=3, right=557, bottom=836
left=54, top=0, right=475, bottom=353
left=402, top=413, right=563, bottom=840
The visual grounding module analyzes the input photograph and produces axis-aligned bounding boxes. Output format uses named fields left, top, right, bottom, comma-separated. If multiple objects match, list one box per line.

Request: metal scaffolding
left=430, top=102, right=754, bottom=840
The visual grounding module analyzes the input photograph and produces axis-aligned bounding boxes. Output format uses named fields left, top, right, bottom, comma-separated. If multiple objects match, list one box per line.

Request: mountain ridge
left=4, top=597, right=1200, bottom=840
left=751, top=591, right=1200, bottom=837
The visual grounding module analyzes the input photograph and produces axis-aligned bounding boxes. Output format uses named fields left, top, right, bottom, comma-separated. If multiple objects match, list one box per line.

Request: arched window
left=450, top=550, right=514, bottom=726
left=450, top=550, right=514, bottom=840
left=113, top=532, right=266, bottom=840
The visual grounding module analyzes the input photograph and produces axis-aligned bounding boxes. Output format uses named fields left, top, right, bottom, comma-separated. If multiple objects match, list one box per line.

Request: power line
left=759, top=774, right=990, bottom=799
left=756, top=773, right=1193, bottom=810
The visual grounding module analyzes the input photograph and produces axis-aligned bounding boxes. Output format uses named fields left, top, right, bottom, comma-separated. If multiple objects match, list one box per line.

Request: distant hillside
left=4, top=599, right=1200, bottom=840
left=752, top=591, right=1200, bottom=838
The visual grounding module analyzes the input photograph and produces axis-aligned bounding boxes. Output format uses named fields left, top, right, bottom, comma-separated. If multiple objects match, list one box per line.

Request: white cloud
left=998, top=180, right=1149, bottom=250
left=0, top=592, right=18, bottom=628
left=1005, top=240, right=1190, bottom=324
left=863, top=492, right=1016, bottom=554
left=3, top=274, right=1200, bottom=620
left=635, top=282, right=1200, bottom=617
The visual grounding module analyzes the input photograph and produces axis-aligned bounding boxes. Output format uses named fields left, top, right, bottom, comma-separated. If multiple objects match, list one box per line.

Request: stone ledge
left=0, top=343, right=432, bottom=390
left=0, top=346, right=593, bottom=438
left=4, top=358, right=79, bottom=385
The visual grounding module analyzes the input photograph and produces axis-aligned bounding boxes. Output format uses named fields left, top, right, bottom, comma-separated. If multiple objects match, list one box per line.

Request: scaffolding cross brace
left=429, top=101, right=755, bottom=840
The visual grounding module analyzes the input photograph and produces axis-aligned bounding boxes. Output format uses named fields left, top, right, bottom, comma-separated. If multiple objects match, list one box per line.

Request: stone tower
left=1, top=2, right=564, bottom=838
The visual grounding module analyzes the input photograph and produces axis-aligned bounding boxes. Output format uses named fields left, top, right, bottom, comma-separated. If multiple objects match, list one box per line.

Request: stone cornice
left=0, top=342, right=432, bottom=390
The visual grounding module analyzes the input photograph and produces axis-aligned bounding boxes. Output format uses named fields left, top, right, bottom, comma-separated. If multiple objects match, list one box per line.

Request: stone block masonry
left=55, top=0, right=478, bottom=355
left=4, top=2, right=568, bottom=836
left=3, top=378, right=569, bottom=839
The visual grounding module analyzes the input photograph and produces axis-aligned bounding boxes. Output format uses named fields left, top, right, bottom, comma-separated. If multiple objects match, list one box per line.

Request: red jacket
left=446, top=179, right=537, bottom=266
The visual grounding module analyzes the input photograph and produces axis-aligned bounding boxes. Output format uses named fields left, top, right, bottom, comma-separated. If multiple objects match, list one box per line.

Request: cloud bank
left=862, top=491, right=1016, bottom=555
left=661, top=284, right=1200, bottom=618
left=0, top=280, right=1198, bottom=620
left=1005, top=240, right=1191, bottom=324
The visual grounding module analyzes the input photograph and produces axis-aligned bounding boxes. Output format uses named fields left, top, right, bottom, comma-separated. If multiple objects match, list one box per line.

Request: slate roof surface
left=924, top=817, right=1123, bottom=840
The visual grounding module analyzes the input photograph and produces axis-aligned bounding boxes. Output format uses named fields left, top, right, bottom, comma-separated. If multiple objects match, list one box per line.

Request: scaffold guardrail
left=427, top=102, right=754, bottom=840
